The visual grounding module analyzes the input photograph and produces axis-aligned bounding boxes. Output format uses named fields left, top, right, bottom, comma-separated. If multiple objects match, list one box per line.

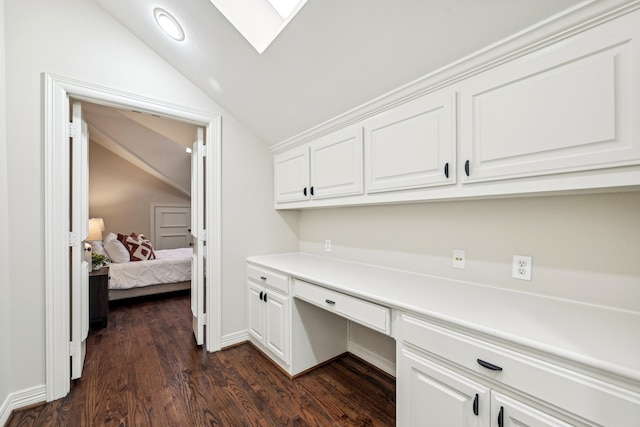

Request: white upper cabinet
left=309, top=125, right=363, bottom=199
left=274, top=145, right=310, bottom=203
left=458, top=12, right=640, bottom=183
left=364, top=90, right=456, bottom=193
left=274, top=124, right=363, bottom=206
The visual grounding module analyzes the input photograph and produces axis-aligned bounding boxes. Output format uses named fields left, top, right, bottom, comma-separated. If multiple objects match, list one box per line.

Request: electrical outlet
left=512, top=255, right=532, bottom=281
left=324, top=239, right=331, bottom=252
left=453, top=249, right=465, bottom=269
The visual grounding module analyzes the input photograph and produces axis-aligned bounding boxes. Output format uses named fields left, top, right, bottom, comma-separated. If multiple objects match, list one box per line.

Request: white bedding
left=108, top=247, right=192, bottom=290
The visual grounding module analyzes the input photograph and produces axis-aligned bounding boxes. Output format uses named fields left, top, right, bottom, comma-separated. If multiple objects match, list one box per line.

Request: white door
left=274, top=145, right=310, bottom=203
left=191, top=128, right=206, bottom=345
left=153, top=205, right=191, bottom=249
left=310, top=124, right=364, bottom=199
left=398, top=347, right=490, bottom=427
left=70, top=101, right=90, bottom=380
left=491, top=392, right=573, bottom=427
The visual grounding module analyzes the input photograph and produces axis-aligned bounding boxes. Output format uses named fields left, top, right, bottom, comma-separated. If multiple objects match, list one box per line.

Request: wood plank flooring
left=7, top=292, right=396, bottom=426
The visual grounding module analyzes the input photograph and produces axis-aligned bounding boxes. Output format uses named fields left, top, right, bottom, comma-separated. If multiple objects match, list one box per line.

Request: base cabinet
left=247, top=266, right=290, bottom=366
left=397, top=312, right=640, bottom=427
left=398, top=347, right=490, bottom=427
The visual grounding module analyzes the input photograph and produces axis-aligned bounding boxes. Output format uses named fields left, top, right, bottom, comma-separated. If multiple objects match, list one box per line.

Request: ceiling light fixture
left=154, top=8, right=185, bottom=41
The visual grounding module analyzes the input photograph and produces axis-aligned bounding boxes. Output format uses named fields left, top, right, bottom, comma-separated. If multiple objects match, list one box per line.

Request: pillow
left=122, top=233, right=156, bottom=262
left=104, top=238, right=130, bottom=263
left=104, top=232, right=117, bottom=243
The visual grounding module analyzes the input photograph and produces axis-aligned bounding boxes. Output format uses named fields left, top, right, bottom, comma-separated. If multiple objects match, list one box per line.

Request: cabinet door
left=247, top=282, right=265, bottom=343
left=491, top=392, right=573, bottom=427
left=310, top=125, right=363, bottom=199
left=264, top=290, right=289, bottom=365
left=459, top=14, right=640, bottom=183
left=274, top=145, right=310, bottom=203
left=364, top=90, right=456, bottom=193
left=398, top=347, right=490, bottom=427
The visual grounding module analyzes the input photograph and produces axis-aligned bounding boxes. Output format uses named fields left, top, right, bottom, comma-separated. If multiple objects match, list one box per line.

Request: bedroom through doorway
left=79, top=99, right=205, bottom=333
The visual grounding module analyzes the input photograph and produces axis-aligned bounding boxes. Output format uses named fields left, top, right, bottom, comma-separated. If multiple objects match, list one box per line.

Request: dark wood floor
left=8, top=292, right=396, bottom=426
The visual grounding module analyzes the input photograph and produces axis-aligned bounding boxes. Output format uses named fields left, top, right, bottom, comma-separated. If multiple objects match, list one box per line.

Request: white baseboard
left=348, top=340, right=396, bottom=377
left=220, top=330, right=249, bottom=349
left=0, top=384, right=46, bottom=426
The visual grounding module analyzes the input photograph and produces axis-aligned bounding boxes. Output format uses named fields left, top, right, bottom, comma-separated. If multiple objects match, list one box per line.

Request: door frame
left=43, top=73, right=222, bottom=401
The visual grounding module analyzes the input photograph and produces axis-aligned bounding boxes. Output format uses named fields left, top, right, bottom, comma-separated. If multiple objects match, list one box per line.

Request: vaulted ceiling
left=94, top=0, right=584, bottom=146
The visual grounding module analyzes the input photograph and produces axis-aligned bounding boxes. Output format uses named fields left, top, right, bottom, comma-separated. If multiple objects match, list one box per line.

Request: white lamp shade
left=88, top=218, right=105, bottom=241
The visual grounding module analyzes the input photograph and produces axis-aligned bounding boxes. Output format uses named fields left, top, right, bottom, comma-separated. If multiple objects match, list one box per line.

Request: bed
left=93, top=232, right=192, bottom=301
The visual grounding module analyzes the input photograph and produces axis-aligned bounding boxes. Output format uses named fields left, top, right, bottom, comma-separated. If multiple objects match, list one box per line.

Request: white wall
left=0, top=0, right=12, bottom=415
left=300, top=192, right=640, bottom=311
left=89, top=142, right=191, bottom=238
left=4, top=0, right=297, bottom=397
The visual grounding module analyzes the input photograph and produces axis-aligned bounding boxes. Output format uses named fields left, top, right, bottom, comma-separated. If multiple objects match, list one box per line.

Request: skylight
left=209, top=0, right=307, bottom=54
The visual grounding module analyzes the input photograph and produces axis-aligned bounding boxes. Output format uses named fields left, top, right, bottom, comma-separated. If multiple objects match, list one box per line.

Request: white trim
left=44, top=73, right=222, bottom=401
left=272, top=0, right=640, bottom=153
left=221, top=330, right=250, bottom=349
left=0, top=385, right=47, bottom=426
left=347, top=339, right=396, bottom=378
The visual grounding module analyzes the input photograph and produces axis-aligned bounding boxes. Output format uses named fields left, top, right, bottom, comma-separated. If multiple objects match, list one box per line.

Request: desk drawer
left=247, top=264, right=289, bottom=294
left=294, top=279, right=391, bottom=335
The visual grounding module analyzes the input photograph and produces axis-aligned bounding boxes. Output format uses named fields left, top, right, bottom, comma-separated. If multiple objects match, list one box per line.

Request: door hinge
left=199, top=230, right=207, bottom=241
left=68, top=122, right=81, bottom=139
left=201, top=145, right=207, bottom=157
left=68, top=231, right=80, bottom=247
left=69, top=340, right=80, bottom=357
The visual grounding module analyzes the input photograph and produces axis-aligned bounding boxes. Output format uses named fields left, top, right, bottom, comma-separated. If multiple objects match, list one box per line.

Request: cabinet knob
left=465, top=160, right=470, bottom=176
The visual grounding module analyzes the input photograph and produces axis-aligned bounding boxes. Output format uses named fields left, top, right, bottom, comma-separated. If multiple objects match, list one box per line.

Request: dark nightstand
left=89, top=266, right=109, bottom=329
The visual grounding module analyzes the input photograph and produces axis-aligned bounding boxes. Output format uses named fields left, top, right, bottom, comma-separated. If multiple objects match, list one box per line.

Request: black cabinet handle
left=325, top=299, right=335, bottom=305
left=444, top=162, right=449, bottom=178
left=473, top=393, right=479, bottom=416
left=84, top=246, right=92, bottom=252
left=465, top=160, right=470, bottom=176
left=310, top=186, right=314, bottom=196
left=264, top=293, right=267, bottom=302
left=477, top=359, right=502, bottom=371
left=498, top=406, right=504, bottom=427
left=260, top=276, right=267, bottom=281
left=259, top=291, right=263, bottom=301
left=303, top=187, right=307, bottom=196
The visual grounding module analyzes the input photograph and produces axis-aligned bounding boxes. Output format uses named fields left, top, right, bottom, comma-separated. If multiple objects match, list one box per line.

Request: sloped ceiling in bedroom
left=83, top=102, right=196, bottom=196
left=94, top=0, right=584, bottom=146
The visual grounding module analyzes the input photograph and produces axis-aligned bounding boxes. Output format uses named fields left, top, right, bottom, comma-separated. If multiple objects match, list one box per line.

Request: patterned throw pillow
left=118, top=233, right=156, bottom=261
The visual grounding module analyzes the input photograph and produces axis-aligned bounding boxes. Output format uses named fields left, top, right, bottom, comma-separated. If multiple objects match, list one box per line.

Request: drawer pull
left=465, top=160, right=470, bottom=176
left=325, top=299, right=335, bottom=305
left=477, top=359, right=502, bottom=371
left=473, top=393, right=478, bottom=416
left=303, top=187, right=307, bottom=196
left=259, top=291, right=264, bottom=301
left=260, top=276, right=267, bottom=280
left=444, top=162, right=449, bottom=178
left=497, top=406, right=504, bottom=427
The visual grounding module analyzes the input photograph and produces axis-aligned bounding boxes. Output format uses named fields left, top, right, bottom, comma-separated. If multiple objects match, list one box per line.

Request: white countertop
left=247, top=252, right=640, bottom=383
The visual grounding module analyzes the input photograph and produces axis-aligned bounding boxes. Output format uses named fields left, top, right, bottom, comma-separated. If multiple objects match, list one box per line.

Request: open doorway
left=44, top=74, right=221, bottom=402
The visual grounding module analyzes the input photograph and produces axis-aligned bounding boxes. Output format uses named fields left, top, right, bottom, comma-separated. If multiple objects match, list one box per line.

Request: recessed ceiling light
left=154, top=8, right=185, bottom=41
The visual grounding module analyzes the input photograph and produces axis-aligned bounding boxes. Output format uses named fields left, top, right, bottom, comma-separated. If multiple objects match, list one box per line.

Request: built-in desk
left=247, top=253, right=640, bottom=426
